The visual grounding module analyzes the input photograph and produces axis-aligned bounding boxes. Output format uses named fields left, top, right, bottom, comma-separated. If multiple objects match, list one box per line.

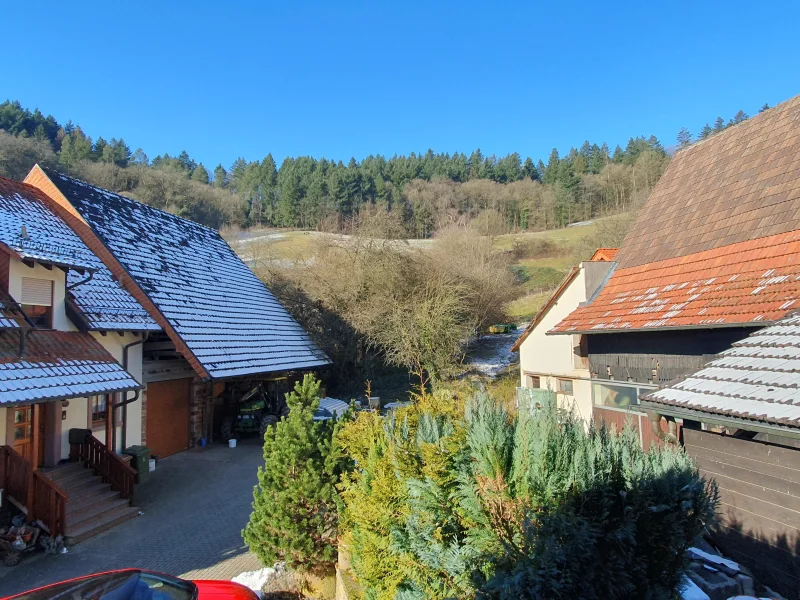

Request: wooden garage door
left=146, top=378, right=191, bottom=458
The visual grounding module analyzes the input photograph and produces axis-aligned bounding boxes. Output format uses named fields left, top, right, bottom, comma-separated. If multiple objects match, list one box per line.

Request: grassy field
left=229, top=220, right=605, bottom=323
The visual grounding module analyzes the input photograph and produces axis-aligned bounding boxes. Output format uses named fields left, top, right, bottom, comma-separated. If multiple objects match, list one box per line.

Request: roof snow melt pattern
left=554, top=96, right=800, bottom=334
left=0, top=329, right=141, bottom=404
left=551, top=230, right=800, bottom=334
left=642, top=313, right=800, bottom=428
left=0, top=176, right=100, bottom=271
left=68, top=266, right=160, bottom=332
left=46, top=171, right=330, bottom=379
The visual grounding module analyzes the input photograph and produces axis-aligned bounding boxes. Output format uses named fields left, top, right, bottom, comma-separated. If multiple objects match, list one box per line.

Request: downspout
left=111, top=333, right=149, bottom=452
left=66, top=270, right=94, bottom=290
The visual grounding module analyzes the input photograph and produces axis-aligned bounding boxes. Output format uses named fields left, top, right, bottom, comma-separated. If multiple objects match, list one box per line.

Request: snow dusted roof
left=68, top=265, right=160, bottom=332
left=642, top=312, right=800, bottom=429
left=45, top=170, right=330, bottom=379
left=0, top=289, right=27, bottom=329
left=0, top=329, right=141, bottom=404
left=0, top=176, right=101, bottom=272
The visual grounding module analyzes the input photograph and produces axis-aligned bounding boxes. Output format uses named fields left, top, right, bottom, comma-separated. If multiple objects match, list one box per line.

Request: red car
left=4, top=568, right=260, bottom=600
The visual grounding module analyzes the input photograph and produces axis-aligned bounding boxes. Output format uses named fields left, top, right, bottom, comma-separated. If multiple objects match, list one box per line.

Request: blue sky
left=3, top=1, right=799, bottom=169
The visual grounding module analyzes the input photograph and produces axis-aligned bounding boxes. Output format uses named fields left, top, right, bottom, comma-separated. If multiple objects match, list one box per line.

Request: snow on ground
left=463, top=325, right=526, bottom=378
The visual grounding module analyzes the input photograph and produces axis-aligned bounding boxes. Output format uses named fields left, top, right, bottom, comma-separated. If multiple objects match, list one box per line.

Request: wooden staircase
left=42, top=463, right=139, bottom=544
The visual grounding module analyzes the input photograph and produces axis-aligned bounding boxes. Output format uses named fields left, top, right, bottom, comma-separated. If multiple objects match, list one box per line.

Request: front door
left=10, top=406, right=33, bottom=461
left=9, top=404, right=45, bottom=467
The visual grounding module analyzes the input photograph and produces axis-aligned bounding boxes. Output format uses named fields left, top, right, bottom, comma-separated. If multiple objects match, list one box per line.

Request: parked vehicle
left=4, top=568, right=259, bottom=599
left=220, top=380, right=290, bottom=441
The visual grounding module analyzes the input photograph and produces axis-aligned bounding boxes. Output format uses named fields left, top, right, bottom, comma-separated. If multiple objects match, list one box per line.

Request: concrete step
left=65, top=504, right=139, bottom=545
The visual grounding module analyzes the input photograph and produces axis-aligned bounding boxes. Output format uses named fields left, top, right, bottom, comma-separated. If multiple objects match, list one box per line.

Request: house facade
left=543, top=96, right=800, bottom=597
left=0, top=166, right=329, bottom=543
left=513, top=249, right=616, bottom=424
left=548, top=95, right=800, bottom=441
left=24, top=165, right=330, bottom=460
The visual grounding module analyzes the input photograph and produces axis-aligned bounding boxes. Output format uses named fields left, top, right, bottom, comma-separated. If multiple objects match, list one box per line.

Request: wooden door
left=10, top=406, right=33, bottom=461
left=146, top=379, right=191, bottom=458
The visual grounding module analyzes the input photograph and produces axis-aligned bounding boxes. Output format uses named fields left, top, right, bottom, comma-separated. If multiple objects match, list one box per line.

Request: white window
left=557, top=379, right=574, bottom=395
left=21, top=278, right=53, bottom=328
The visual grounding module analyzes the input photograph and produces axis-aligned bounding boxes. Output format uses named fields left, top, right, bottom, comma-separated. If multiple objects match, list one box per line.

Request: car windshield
left=14, top=570, right=197, bottom=600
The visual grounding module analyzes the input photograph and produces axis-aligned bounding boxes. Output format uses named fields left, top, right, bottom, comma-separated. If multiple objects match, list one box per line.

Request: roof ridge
left=42, top=167, right=221, bottom=235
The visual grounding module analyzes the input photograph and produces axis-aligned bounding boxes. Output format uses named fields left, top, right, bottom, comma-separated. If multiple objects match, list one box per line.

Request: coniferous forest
left=0, top=99, right=761, bottom=235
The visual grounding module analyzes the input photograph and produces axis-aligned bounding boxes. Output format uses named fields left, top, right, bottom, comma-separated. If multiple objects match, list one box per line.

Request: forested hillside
left=0, top=99, right=759, bottom=234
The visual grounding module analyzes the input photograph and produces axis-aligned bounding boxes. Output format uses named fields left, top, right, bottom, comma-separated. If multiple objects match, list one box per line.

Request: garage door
left=146, top=378, right=191, bottom=458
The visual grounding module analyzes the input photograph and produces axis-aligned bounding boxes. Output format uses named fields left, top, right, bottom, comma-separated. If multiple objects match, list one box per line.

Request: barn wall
left=683, top=429, right=800, bottom=599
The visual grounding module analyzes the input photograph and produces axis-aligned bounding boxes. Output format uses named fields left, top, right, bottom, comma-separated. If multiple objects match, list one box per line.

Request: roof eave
left=548, top=321, right=769, bottom=336
left=1, top=381, right=144, bottom=407
left=639, top=399, right=800, bottom=440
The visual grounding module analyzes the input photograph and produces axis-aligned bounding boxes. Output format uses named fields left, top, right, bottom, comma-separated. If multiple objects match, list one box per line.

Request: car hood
left=193, top=579, right=260, bottom=599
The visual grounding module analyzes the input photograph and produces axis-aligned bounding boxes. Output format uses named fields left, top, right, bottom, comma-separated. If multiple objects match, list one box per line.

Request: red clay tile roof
left=551, top=229, right=800, bottom=334
left=615, top=95, right=800, bottom=270
left=0, top=329, right=141, bottom=403
left=590, top=248, right=618, bottom=262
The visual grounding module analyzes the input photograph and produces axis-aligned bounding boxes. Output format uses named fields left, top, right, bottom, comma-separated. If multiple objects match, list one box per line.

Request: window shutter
left=21, top=278, right=53, bottom=306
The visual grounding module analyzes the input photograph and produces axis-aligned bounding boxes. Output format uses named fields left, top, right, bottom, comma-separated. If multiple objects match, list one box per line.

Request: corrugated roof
left=44, top=170, right=330, bottom=379
left=615, top=95, right=800, bottom=269
left=0, top=329, right=141, bottom=404
left=0, top=176, right=100, bottom=272
left=642, top=313, right=800, bottom=428
left=67, top=266, right=160, bottom=332
left=551, top=230, right=800, bottom=334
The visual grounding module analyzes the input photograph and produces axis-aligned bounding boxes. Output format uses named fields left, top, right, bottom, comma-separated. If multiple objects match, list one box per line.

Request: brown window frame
left=525, top=374, right=541, bottom=389
left=90, top=394, right=110, bottom=429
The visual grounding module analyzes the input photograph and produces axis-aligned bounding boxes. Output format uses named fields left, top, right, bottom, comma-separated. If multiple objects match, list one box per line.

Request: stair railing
left=0, top=446, right=67, bottom=537
left=70, top=435, right=136, bottom=503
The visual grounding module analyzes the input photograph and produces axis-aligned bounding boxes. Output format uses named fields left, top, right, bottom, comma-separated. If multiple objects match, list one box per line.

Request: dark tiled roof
left=551, top=230, right=800, bottom=334
left=616, top=96, right=800, bottom=270
left=68, top=266, right=160, bottom=332
left=0, top=176, right=100, bottom=271
left=642, top=313, right=800, bottom=428
left=46, top=171, right=330, bottom=378
left=0, top=329, right=141, bottom=404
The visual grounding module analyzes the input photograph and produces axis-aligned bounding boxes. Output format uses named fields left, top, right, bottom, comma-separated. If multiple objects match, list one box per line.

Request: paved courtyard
left=0, top=438, right=265, bottom=597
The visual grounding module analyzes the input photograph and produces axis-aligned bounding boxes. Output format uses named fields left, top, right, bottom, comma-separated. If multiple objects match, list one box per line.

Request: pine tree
left=676, top=127, right=692, bottom=150
left=243, top=374, right=345, bottom=572
left=713, top=117, right=725, bottom=133
left=759, top=103, right=770, bottom=113
left=191, top=163, right=210, bottom=184
left=699, top=123, right=713, bottom=139
left=213, top=164, right=227, bottom=188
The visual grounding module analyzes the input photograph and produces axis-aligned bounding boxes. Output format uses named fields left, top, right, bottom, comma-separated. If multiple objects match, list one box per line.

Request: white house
left=512, top=248, right=617, bottom=424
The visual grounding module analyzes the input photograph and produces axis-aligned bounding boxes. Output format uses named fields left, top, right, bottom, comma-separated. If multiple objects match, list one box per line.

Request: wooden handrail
left=71, top=435, right=136, bottom=503
left=0, top=446, right=67, bottom=537
left=32, top=471, right=67, bottom=537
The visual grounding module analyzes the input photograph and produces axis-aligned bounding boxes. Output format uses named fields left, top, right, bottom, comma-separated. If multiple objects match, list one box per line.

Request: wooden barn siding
left=683, top=428, right=800, bottom=599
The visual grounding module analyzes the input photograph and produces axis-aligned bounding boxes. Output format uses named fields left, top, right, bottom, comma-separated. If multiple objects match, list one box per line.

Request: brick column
left=190, top=377, right=211, bottom=446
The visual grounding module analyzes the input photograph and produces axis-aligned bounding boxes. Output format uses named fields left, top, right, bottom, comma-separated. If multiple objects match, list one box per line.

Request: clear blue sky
left=4, top=1, right=799, bottom=169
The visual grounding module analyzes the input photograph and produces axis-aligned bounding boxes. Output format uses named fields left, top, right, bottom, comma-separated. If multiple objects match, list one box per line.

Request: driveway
left=0, top=438, right=265, bottom=597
